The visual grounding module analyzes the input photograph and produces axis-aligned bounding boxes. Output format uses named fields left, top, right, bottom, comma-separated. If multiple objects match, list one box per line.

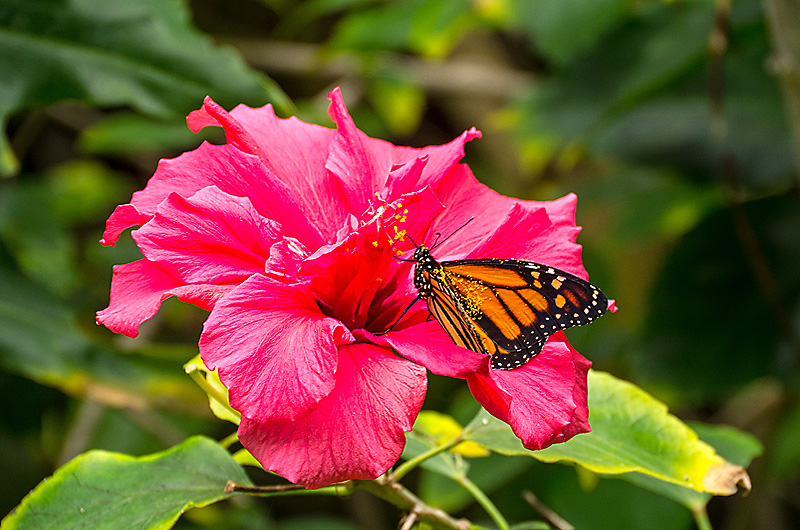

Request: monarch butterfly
left=387, top=224, right=609, bottom=370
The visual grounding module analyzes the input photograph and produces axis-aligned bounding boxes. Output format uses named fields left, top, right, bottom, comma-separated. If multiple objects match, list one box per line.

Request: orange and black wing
left=427, top=259, right=607, bottom=370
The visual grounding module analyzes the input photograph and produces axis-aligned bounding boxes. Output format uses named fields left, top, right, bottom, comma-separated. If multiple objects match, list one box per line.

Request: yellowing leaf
left=464, top=371, right=753, bottom=496
left=415, top=411, right=489, bottom=458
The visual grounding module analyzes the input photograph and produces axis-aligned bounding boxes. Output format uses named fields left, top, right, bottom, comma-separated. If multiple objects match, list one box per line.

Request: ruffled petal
left=187, top=96, right=261, bottom=156
left=425, top=165, right=516, bottom=259
left=238, top=342, right=427, bottom=488
left=385, top=127, right=481, bottom=201
left=189, top=97, right=348, bottom=240
left=199, top=275, right=353, bottom=424
left=326, top=87, right=396, bottom=213
left=465, top=369, right=512, bottom=423
left=100, top=204, right=142, bottom=247
left=469, top=333, right=591, bottom=450
left=133, top=186, right=281, bottom=285
left=104, top=143, right=324, bottom=249
left=96, top=259, right=231, bottom=337
left=326, top=87, right=480, bottom=215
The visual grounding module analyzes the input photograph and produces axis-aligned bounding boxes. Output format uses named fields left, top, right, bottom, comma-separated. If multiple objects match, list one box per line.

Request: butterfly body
left=412, top=245, right=607, bottom=370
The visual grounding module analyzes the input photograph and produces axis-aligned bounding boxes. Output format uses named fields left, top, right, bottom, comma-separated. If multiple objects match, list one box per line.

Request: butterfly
left=383, top=220, right=608, bottom=370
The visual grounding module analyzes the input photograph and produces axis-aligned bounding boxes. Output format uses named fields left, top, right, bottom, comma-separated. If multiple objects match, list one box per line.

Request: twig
left=399, top=509, right=420, bottom=530
left=356, top=476, right=472, bottom=530
left=57, top=399, right=105, bottom=466
left=522, top=490, right=574, bottom=530
left=225, top=481, right=309, bottom=494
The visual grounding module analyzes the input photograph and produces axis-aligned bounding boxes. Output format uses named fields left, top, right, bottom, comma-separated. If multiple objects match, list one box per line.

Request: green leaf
left=509, top=0, right=630, bottom=65
left=464, top=371, right=752, bottom=496
left=184, top=354, right=241, bottom=426
left=78, top=112, right=217, bottom=156
left=1, top=436, right=252, bottom=530
left=328, top=0, right=474, bottom=57
left=402, top=432, right=468, bottom=479
left=0, top=0, right=283, bottom=176
left=413, top=410, right=488, bottom=457
left=517, top=1, right=712, bottom=143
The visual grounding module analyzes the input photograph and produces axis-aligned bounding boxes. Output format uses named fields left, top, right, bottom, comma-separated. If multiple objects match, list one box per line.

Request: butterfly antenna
left=392, top=233, right=419, bottom=262
left=430, top=217, right=474, bottom=251
left=374, top=296, right=421, bottom=336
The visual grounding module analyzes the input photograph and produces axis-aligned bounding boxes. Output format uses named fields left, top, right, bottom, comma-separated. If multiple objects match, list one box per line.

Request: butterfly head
left=412, top=245, right=430, bottom=263
left=412, top=245, right=440, bottom=298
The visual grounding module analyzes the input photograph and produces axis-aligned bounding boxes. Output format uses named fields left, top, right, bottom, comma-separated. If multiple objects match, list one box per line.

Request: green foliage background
left=0, top=0, right=797, bottom=528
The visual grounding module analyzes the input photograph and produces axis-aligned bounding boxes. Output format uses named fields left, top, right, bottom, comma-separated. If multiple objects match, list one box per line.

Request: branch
left=355, top=476, right=472, bottom=530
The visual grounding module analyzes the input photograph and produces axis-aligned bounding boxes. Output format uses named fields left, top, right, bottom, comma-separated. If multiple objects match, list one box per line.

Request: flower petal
left=469, top=202, right=587, bottom=278
left=238, top=342, right=427, bottom=488
left=468, top=333, right=591, bottom=450
left=385, top=127, right=481, bottom=201
left=326, top=87, right=480, bottom=214
left=374, top=321, right=487, bottom=378
left=190, top=97, right=348, bottom=240
left=199, top=275, right=353, bottom=424
left=104, top=142, right=323, bottom=249
left=133, top=186, right=281, bottom=285
left=187, top=96, right=261, bottom=155
left=96, top=259, right=232, bottom=337
left=100, top=204, right=143, bottom=247
left=325, top=87, right=396, bottom=213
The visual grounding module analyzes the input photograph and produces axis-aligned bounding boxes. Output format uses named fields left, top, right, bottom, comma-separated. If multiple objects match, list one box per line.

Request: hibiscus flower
left=98, top=88, right=600, bottom=487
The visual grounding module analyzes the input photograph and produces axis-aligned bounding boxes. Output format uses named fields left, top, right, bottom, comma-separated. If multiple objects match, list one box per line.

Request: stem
left=691, top=505, right=714, bottom=530
left=218, top=431, right=239, bottom=449
left=225, top=480, right=352, bottom=497
left=186, top=369, right=240, bottom=420
left=522, top=490, right=574, bottom=530
left=392, top=436, right=464, bottom=482
left=455, top=475, right=510, bottom=530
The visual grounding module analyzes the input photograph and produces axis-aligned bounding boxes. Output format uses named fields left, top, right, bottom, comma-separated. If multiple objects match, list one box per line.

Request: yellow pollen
left=371, top=241, right=379, bottom=247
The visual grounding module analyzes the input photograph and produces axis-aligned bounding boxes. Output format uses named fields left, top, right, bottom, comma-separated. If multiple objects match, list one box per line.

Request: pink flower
left=98, top=87, right=602, bottom=487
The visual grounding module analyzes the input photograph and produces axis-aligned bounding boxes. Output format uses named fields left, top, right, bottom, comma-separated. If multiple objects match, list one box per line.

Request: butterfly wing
left=429, top=259, right=607, bottom=370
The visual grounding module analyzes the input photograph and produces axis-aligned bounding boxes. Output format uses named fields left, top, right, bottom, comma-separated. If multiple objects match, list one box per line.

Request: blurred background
left=0, top=0, right=798, bottom=528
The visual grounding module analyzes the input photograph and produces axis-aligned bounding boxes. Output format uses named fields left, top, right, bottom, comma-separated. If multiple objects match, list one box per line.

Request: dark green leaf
left=638, top=195, right=800, bottom=402
left=509, top=0, right=630, bottom=65
left=1, top=436, right=251, bottom=530
left=0, top=0, right=283, bottom=175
